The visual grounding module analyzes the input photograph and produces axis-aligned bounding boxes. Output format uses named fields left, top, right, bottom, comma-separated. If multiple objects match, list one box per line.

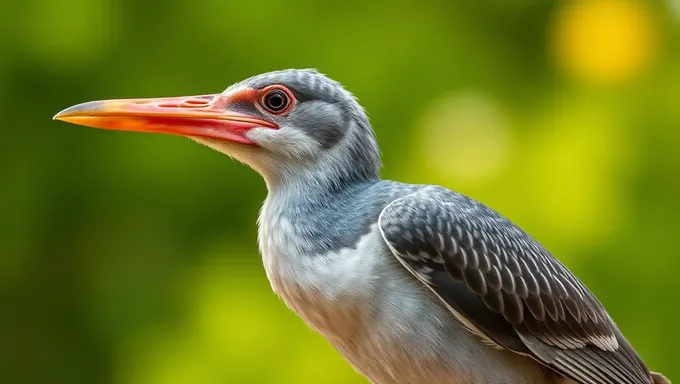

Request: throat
left=258, top=176, right=381, bottom=257
left=263, top=158, right=379, bottom=196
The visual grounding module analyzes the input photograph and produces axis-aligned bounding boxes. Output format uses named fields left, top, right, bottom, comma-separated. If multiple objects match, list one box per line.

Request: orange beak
left=53, top=94, right=277, bottom=145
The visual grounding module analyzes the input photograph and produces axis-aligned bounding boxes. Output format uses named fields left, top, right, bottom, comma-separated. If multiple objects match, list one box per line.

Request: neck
left=264, top=163, right=378, bottom=201
left=258, top=163, right=384, bottom=257
left=265, top=120, right=382, bottom=197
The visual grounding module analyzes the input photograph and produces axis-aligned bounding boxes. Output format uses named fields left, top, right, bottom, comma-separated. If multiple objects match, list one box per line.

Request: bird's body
left=260, top=179, right=553, bottom=383
left=54, top=69, right=669, bottom=384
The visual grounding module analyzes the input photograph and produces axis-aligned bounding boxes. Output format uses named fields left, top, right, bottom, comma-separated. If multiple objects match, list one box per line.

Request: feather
left=379, top=186, right=658, bottom=384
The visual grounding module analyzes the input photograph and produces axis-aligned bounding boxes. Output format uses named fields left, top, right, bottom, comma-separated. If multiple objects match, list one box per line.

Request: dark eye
left=263, top=89, right=290, bottom=113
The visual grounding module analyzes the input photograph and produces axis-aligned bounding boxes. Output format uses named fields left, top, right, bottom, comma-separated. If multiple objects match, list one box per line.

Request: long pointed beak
left=53, top=94, right=277, bottom=145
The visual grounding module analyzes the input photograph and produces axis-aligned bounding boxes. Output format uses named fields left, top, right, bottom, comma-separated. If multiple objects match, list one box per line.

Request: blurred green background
left=1, top=0, right=678, bottom=383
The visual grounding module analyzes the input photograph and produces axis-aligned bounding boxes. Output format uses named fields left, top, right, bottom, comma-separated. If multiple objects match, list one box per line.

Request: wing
left=378, top=186, right=655, bottom=384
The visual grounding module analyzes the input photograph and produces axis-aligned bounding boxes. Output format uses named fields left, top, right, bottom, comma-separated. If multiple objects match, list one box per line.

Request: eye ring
left=260, top=86, right=294, bottom=114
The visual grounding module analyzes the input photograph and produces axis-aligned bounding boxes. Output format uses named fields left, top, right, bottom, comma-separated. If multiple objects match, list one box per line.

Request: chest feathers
left=259, top=194, right=390, bottom=347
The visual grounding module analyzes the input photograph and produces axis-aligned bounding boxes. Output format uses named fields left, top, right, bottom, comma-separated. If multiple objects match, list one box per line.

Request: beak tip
left=53, top=100, right=106, bottom=122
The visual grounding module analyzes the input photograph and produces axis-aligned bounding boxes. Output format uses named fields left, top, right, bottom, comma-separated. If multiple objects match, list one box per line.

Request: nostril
left=158, top=102, right=180, bottom=108
left=184, top=99, right=210, bottom=106
left=157, top=99, right=210, bottom=108
left=147, top=97, right=216, bottom=108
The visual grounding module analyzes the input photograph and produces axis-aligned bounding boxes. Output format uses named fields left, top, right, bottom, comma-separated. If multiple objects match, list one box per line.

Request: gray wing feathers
left=378, top=186, right=655, bottom=384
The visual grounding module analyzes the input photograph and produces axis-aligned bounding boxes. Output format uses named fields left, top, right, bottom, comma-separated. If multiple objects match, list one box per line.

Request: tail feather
left=652, top=372, right=671, bottom=384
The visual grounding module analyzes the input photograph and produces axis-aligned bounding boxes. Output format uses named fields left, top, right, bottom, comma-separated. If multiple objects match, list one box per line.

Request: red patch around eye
left=227, top=88, right=259, bottom=103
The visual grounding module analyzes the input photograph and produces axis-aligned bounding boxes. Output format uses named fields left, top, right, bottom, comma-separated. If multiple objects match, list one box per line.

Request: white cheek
left=247, top=125, right=321, bottom=158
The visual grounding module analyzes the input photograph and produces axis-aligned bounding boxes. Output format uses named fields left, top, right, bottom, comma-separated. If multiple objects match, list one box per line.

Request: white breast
left=257, top=201, right=551, bottom=384
left=259, top=208, right=382, bottom=339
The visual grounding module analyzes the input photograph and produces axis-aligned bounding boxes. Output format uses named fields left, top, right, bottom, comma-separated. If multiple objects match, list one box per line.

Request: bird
left=54, top=68, right=669, bottom=384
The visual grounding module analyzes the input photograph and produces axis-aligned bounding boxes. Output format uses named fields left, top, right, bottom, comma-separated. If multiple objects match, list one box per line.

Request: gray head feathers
left=228, top=69, right=383, bottom=191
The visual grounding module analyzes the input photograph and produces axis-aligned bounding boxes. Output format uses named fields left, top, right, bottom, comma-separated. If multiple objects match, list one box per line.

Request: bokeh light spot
left=522, top=98, right=633, bottom=244
left=413, top=93, right=512, bottom=185
left=115, top=244, right=361, bottom=384
left=188, top=254, right=277, bottom=360
left=550, top=0, right=658, bottom=85
left=671, top=0, right=680, bottom=19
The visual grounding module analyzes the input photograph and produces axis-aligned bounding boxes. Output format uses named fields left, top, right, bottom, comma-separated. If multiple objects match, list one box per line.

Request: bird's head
left=54, top=69, right=381, bottom=189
